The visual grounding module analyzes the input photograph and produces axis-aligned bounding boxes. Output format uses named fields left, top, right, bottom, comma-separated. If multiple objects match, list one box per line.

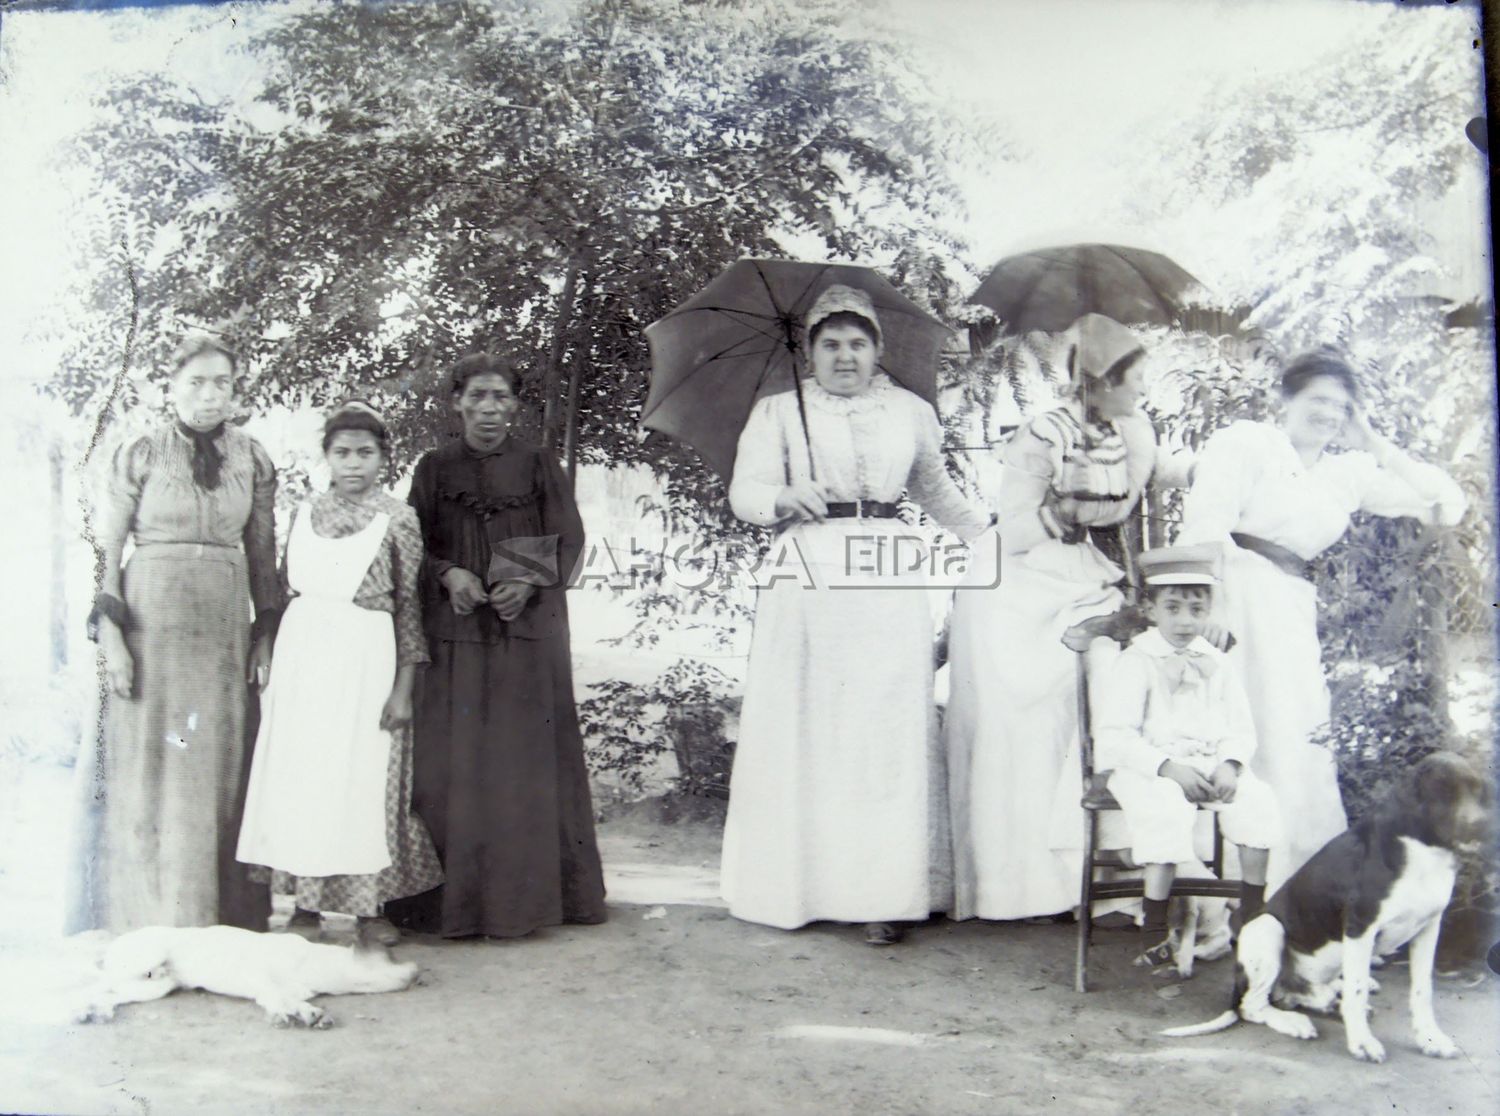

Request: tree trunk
left=541, top=263, right=581, bottom=450
left=561, top=273, right=593, bottom=487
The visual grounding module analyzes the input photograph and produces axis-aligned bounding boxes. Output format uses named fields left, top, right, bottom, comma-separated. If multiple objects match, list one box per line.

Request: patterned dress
left=66, top=422, right=283, bottom=933
left=383, top=436, right=606, bottom=938
left=239, top=490, right=443, bottom=916
left=720, top=375, right=990, bottom=929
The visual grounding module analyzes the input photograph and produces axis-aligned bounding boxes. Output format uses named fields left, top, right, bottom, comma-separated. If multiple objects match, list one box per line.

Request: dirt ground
left=1, top=779, right=1497, bottom=1116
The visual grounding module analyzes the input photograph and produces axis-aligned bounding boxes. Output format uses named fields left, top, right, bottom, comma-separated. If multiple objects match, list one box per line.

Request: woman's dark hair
left=808, top=310, right=880, bottom=348
left=322, top=401, right=389, bottom=455
left=1280, top=349, right=1360, bottom=402
left=171, top=336, right=238, bottom=378
left=450, top=352, right=521, bottom=397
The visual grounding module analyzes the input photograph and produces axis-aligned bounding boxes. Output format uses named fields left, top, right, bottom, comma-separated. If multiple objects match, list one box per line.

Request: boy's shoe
left=285, top=907, right=322, bottom=942
left=1134, top=934, right=1175, bottom=970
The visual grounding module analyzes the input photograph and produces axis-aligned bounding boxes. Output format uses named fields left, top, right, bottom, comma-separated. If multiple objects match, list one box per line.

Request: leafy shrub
left=578, top=657, right=739, bottom=799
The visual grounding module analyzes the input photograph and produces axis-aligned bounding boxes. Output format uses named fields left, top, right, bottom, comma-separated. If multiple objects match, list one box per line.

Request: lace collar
left=801, top=371, right=899, bottom=416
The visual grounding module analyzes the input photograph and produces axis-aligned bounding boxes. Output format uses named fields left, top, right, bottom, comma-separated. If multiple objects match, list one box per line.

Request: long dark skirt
left=386, top=634, right=606, bottom=938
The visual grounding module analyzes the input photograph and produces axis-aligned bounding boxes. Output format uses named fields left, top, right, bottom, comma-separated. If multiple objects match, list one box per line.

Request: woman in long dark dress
left=68, top=337, right=281, bottom=933
left=386, top=353, right=606, bottom=938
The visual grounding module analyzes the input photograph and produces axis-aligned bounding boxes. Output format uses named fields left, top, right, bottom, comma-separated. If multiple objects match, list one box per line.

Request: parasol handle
left=789, top=346, right=818, bottom=482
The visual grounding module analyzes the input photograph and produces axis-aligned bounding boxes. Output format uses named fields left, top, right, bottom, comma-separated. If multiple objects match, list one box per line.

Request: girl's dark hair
left=808, top=310, right=880, bottom=348
left=172, top=336, right=238, bottom=378
left=1280, top=350, right=1360, bottom=402
left=450, top=352, right=521, bottom=397
left=322, top=402, right=389, bottom=455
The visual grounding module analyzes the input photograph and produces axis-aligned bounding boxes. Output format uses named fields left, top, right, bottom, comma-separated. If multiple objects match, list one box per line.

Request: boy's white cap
left=1139, top=543, right=1219, bottom=586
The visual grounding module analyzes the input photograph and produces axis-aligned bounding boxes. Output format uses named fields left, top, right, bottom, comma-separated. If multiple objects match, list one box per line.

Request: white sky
left=0, top=0, right=1487, bottom=391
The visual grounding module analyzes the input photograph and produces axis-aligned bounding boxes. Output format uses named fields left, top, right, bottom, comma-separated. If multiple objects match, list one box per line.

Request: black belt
left=1231, top=532, right=1314, bottom=581
left=824, top=500, right=901, bottom=520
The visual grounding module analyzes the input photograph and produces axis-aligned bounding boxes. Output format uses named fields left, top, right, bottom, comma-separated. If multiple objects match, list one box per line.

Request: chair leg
left=1211, top=813, right=1225, bottom=878
left=1076, top=810, right=1097, bottom=993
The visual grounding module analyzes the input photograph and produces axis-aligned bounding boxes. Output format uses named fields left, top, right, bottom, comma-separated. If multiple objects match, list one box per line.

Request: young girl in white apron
left=238, top=402, right=441, bottom=947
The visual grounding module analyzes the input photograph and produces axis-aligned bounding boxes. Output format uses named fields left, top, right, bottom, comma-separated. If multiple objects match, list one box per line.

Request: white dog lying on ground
left=78, top=925, right=420, bottom=1028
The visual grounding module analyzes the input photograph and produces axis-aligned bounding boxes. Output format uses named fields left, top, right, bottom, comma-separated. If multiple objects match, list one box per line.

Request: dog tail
left=1159, top=960, right=1247, bottom=1038
left=1159, top=1011, right=1238, bottom=1038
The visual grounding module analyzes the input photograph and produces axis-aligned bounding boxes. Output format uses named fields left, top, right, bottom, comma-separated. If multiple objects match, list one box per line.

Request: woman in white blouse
left=1177, top=350, right=1466, bottom=887
left=720, top=284, right=991, bottom=944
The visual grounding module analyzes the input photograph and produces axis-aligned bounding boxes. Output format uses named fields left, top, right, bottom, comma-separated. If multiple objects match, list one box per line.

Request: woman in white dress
left=946, top=313, right=1191, bottom=923
left=1176, top=350, right=1466, bottom=888
left=719, top=284, right=991, bottom=944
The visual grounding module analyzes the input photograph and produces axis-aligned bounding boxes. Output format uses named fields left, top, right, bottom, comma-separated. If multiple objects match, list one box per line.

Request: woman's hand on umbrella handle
left=774, top=482, right=829, bottom=523
left=101, top=628, right=134, bottom=699
left=442, top=568, right=488, bottom=615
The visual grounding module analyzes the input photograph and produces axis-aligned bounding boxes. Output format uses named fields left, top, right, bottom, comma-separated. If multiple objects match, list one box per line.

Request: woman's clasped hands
left=440, top=566, right=532, bottom=621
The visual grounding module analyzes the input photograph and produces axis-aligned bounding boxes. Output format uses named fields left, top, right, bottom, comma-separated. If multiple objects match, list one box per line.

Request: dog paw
left=1265, top=1010, right=1318, bottom=1041
left=1416, top=1030, right=1459, bottom=1059
left=75, top=1004, right=114, bottom=1025
left=1348, top=1033, right=1387, bottom=1063
left=270, top=1003, right=327, bottom=1029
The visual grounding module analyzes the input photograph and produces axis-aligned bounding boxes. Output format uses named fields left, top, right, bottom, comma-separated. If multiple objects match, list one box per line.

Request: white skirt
left=946, top=538, right=1123, bottom=921
left=1215, top=547, right=1346, bottom=890
left=237, top=595, right=395, bottom=878
left=720, top=520, right=949, bottom=929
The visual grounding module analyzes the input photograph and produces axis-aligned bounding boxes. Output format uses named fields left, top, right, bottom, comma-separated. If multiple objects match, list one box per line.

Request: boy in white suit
left=1093, top=545, right=1282, bottom=968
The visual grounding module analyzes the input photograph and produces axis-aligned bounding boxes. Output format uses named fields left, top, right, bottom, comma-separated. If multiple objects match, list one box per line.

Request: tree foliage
left=57, top=0, right=975, bottom=489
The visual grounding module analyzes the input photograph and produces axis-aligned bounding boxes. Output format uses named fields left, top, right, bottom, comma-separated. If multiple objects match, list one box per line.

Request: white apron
left=237, top=504, right=394, bottom=877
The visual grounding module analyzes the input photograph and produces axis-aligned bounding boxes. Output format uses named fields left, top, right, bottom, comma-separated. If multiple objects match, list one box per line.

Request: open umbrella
left=970, top=244, right=1208, bottom=334
left=642, top=258, right=951, bottom=480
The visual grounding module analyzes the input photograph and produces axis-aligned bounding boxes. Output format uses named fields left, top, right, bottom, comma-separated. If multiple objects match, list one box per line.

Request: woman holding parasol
left=718, top=284, right=992, bottom=944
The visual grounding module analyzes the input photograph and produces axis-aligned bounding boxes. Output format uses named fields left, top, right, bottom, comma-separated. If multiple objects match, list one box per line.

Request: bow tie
left=1161, top=646, right=1217, bottom=692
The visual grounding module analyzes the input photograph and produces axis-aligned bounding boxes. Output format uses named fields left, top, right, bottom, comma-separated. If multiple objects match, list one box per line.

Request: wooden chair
left=1069, top=614, right=1240, bottom=993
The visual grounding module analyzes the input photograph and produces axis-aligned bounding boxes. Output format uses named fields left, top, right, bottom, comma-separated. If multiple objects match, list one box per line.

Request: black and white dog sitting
left=1162, top=751, right=1491, bottom=1062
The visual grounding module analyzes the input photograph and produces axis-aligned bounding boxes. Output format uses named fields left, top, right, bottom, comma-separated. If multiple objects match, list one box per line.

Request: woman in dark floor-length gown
left=385, top=352, right=606, bottom=938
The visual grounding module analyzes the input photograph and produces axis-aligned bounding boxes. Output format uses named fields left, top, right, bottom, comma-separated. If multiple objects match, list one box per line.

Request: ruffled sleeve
left=91, top=432, right=153, bottom=631
left=1176, top=421, right=1266, bottom=547
left=996, top=422, right=1062, bottom=555
left=388, top=503, right=431, bottom=666
left=906, top=400, right=990, bottom=540
left=244, top=437, right=285, bottom=630
left=407, top=451, right=457, bottom=586
left=536, top=450, right=585, bottom=588
left=728, top=395, right=787, bottom=527
left=1345, top=450, right=1468, bottom=526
